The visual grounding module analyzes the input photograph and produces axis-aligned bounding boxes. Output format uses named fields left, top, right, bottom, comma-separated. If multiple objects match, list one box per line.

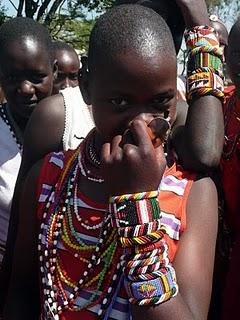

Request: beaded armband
left=185, top=25, right=224, bottom=103
left=125, top=266, right=178, bottom=305
left=109, top=191, right=178, bottom=306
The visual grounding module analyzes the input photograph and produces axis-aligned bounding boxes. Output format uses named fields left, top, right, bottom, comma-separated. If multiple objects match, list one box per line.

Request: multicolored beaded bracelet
left=124, top=266, right=178, bottom=306
left=110, top=191, right=161, bottom=228
left=184, top=26, right=224, bottom=103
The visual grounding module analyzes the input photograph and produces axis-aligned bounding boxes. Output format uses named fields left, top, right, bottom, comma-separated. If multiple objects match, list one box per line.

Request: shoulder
left=23, top=94, right=66, bottom=168
left=30, top=93, right=65, bottom=124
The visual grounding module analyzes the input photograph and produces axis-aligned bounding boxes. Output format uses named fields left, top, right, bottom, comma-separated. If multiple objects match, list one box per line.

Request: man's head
left=226, top=17, right=240, bottom=93
left=114, top=0, right=185, bottom=54
left=52, top=41, right=80, bottom=94
left=81, top=4, right=177, bottom=141
left=0, top=17, right=55, bottom=128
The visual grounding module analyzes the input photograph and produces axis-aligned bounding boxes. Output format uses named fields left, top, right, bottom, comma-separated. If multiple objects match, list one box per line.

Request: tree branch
left=7, top=0, right=18, bottom=12
left=37, top=0, right=52, bottom=21
left=17, top=0, right=24, bottom=16
left=44, top=0, right=66, bottom=25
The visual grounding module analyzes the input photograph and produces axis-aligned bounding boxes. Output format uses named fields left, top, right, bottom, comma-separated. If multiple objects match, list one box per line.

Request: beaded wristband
left=117, top=219, right=162, bottom=238
left=187, top=71, right=224, bottom=102
left=119, top=229, right=165, bottom=247
left=184, top=26, right=224, bottom=103
left=109, top=191, right=159, bottom=204
left=110, top=191, right=161, bottom=229
left=188, top=53, right=223, bottom=77
left=185, top=26, right=220, bottom=50
left=124, top=266, right=178, bottom=306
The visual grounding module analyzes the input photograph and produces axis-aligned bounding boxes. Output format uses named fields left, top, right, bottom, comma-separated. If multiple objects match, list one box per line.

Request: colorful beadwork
left=185, top=25, right=225, bottom=103
left=110, top=190, right=178, bottom=306
left=125, top=267, right=178, bottom=305
left=38, top=139, right=124, bottom=319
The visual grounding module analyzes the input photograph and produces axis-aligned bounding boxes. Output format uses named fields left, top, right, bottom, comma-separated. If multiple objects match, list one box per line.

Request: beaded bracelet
left=110, top=191, right=161, bottom=229
left=109, top=191, right=159, bottom=204
left=187, top=72, right=224, bottom=101
left=185, top=26, right=224, bottom=103
left=124, top=266, right=178, bottom=306
left=117, top=219, right=162, bottom=238
left=185, top=25, right=220, bottom=50
left=188, top=52, right=223, bottom=77
left=119, top=229, right=165, bottom=248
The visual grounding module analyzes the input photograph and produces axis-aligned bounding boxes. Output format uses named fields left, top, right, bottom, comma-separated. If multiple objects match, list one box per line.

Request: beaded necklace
left=78, top=130, right=104, bottom=183
left=0, top=104, right=23, bottom=151
left=38, top=136, right=124, bottom=319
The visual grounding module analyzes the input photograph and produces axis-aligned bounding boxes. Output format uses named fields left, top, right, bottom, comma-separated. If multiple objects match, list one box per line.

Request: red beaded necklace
left=38, top=136, right=125, bottom=319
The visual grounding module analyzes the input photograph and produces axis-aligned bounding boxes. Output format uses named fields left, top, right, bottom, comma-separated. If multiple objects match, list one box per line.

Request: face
left=84, top=51, right=177, bottom=142
left=0, top=37, right=54, bottom=121
left=52, top=49, right=80, bottom=94
left=226, top=31, right=240, bottom=93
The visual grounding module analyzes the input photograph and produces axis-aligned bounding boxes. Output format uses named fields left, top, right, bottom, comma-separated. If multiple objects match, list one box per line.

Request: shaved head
left=88, top=4, right=176, bottom=73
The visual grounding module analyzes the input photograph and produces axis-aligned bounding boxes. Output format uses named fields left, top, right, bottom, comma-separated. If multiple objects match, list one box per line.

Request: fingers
left=101, top=135, right=123, bottom=164
left=130, top=119, right=153, bottom=147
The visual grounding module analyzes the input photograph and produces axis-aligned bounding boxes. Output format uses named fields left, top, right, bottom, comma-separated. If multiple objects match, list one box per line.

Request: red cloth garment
left=36, top=143, right=196, bottom=320
left=220, top=86, right=240, bottom=319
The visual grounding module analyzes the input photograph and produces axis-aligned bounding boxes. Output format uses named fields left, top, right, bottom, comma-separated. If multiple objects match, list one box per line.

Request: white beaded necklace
left=0, top=104, right=23, bottom=151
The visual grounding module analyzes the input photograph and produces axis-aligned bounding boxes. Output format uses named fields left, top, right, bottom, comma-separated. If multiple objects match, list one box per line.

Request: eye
left=69, top=73, right=79, bottom=81
left=110, top=97, right=129, bottom=107
left=151, top=96, right=171, bottom=105
left=150, top=95, right=173, bottom=111
left=30, top=74, right=46, bottom=83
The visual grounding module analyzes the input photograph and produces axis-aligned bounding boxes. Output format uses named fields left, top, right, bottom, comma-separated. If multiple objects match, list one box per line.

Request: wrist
left=177, top=1, right=209, bottom=28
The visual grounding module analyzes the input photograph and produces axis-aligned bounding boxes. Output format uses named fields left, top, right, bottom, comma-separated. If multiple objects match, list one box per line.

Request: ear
left=79, top=56, right=91, bottom=105
left=53, top=59, right=58, bottom=80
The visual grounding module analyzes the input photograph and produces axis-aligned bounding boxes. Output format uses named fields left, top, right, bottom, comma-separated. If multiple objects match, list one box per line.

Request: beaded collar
left=39, top=139, right=124, bottom=319
left=0, top=104, right=23, bottom=151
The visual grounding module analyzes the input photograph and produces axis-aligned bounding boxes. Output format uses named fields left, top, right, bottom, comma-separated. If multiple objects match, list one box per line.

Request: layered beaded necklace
left=38, top=133, right=124, bottom=319
left=0, top=104, right=23, bottom=151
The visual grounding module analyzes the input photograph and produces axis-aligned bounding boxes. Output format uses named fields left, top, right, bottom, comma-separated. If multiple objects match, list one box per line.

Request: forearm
left=184, top=96, right=224, bottom=170
left=132, top=294, right=197, bottom=320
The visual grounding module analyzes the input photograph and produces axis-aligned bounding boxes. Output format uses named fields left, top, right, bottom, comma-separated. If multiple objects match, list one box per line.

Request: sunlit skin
left=0, top=36, right=55, bottom=131
left=52, top=49, right=80, bottom=94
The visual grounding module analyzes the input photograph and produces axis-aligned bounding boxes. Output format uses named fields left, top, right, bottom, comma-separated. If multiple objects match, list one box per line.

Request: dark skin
left=0, top=36, right=56, bottom=313
left=52, top=48, right=80, bottom=94
left=0, top=36, right=56, bottom=132
left=4, top=44, right=218, bottom=320
left=1, top=0, right=224, bottom=311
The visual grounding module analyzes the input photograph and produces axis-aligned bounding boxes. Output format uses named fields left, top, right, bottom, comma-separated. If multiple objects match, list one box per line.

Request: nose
left=131, top=112, right=154, bottom=125
left=61, top=78, right=71, bottom=90
left=17, top=80, right=35, bottom=96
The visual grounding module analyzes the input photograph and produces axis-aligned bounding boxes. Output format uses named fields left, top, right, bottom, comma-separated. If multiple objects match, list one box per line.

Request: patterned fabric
left=221, top=86, right=240, bottom=233
left=36, top=145, right=196, bottom=319
left=0, top=104, right=22, bottom=266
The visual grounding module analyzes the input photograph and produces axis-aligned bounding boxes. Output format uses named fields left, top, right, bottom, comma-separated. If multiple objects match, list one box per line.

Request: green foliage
left=50, top=16, right=95, bottom=52
left=0, top=1, right=7, bottom=26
